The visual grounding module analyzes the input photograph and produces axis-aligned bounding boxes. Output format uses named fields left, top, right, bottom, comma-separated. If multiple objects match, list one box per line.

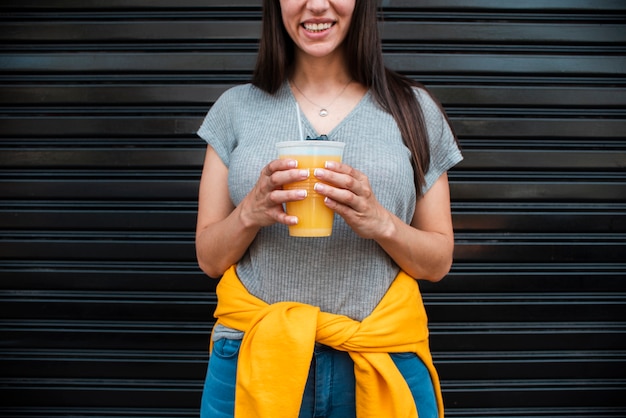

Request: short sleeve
left=416, top=88, right=463, bottom=194
left=196, top=89, right=237, bottom=167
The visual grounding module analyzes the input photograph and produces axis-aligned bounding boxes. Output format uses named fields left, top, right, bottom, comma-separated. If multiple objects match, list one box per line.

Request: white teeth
left=303, top=22, right=333, bottom=32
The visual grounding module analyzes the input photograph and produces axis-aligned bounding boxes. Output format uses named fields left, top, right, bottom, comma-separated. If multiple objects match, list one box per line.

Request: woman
left=195, top=0, right=463, bottom=417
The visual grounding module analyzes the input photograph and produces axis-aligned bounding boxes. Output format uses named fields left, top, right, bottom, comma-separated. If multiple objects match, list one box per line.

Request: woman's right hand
left=195, top=146, right=308, bottom=278
left=238, top=158, right=310, bottom=229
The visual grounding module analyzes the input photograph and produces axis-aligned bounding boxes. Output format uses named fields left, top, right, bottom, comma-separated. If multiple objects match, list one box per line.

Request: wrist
left=236, top=199, right=260, bottom=232
left=376, top=211, right=399, bottom=242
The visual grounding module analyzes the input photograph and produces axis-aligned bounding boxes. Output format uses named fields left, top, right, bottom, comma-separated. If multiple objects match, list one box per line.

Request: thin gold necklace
left=291, top=78, right=352, bottom=117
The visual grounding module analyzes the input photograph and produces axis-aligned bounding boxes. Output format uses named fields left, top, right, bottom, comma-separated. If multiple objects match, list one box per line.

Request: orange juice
left=282, top=154, right=342, bottom=237
left=276, top=140, right=345, bottom=237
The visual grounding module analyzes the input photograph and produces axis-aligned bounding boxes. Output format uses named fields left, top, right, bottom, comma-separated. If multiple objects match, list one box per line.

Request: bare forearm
left=195, top=204, right=261, bottom=278
left=195, top=149, right=309, bottom=278
left=375, top=213, right=454, bottom=282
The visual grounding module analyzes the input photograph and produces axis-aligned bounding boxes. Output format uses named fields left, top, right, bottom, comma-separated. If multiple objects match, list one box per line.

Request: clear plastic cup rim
left=276, top=141, right=345, bottom=155
left=276, top=140, right=345, bottom=148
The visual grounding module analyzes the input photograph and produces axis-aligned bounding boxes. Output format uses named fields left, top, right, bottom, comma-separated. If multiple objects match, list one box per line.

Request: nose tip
left=306, top=0, right=330, bottom=13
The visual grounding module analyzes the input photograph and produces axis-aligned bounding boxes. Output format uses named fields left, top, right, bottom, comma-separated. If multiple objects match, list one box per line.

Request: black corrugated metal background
left=1, top=1, right=625, bottom=416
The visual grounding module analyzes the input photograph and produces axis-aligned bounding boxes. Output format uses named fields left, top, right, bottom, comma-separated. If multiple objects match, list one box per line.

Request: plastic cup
left=276, top=140, right=346, bottom=237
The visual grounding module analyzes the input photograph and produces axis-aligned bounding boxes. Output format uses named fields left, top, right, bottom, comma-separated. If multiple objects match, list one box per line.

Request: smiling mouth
left=302, top=22, right=334, bottom=32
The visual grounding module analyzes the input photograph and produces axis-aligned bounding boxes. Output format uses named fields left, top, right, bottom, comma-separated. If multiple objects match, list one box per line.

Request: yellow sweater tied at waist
left=212, top=265, right=444, bottom=418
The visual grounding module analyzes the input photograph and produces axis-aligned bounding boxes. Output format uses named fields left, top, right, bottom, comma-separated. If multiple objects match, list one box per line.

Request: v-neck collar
left=282, top=80, right=371, bottom=139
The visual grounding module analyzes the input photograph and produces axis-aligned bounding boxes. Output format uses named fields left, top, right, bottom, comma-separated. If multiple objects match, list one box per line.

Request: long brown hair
left=252, top=0, right=449, bottom=196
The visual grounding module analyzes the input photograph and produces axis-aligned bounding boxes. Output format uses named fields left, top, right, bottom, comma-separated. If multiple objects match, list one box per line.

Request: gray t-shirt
left=198, top=82, right=462, bottom=338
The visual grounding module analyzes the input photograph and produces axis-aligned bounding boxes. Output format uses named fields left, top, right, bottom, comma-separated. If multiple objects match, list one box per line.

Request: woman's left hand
left=315, top=160, right=456, bottom=282
left=312, top=161, right=392, bottom=239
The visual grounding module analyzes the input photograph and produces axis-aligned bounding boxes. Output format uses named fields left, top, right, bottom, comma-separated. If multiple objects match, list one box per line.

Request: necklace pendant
left=319, top=108, right=329, bottom=117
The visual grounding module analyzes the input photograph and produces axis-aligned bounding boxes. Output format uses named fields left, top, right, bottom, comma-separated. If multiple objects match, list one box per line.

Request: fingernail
left=314, top=183, right=324, bottom=192
left=297, top=190, right=307, bottom=198
left=325, top=161, right=336, bottom=169
left=300, top=169, right=310, bottom=177
left=287, top=159, right=298, bottom=168
left=314, top=168, right=323, bottom=178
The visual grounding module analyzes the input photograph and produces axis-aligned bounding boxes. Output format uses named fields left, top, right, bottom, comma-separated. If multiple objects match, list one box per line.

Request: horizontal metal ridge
left=430, top=321, right=626, bottom=331
left=0, top=201, right=198, bottom=209
left=444, top=407, right=626, bottom=418
left=453, top=202, right=626, bottom=210
left=2, top=0, right=625, bottom=12
left=0, top=107, right=211, bottom=115
left=3, top=377, right=624, bottom=390
left=0, top=407, right=198, bottom=418
left=0, top=231, right=194, bottom=240
left=2, top=84, right=625, bottom=107
left=0, top=169, right=200, bottom=178
left=383, top=44, right=626, bottom=54
left=454, top=232, right=626, bottom=241
left=3, top=407, right=623, bottom=418
left=5, top=348, right=624, bottom=363
left=423, top=293, right=626, bottom=303
left=380, top=0, right=626, bottom=12
left=450, top=262, right=626, bottom=273
left=10, top=290, right=623, bottom=312
left=3, top=319, right=624, bottom=334
left=0, top=348, right=206, bottom=361
left=443, top=378, right=626, bottom=390
left=453, top=138, right=626, bottom=148
left=0, top=319, right=210, bottom=331
left=435, top=350, right=626, bottom=361
left=0, top=260, right=201, bottom=272
left=0, top=377, right=201, bottom=390
left=0, top=289, right=212, bottom=302
left=2, top=52, right=624, bottom=75
left=1, top=229, right=193, bottom=237
left=0, top=0, right=263, bottom=12
left=7, top=319, right=622, bottom=333
left=0, top=139, right=203, bottom=146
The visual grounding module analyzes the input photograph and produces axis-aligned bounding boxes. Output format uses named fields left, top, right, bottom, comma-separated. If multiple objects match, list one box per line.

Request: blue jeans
left=200, top=339, right=438, bottom=418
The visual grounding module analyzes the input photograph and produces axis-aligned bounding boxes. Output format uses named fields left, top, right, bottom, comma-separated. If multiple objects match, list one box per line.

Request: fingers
left=264, top=158, right=310, bottom=188
left=265, top=157, right=297, bottom=174
left=316, top=161, right=366, bottom=187
left=248, top=159, right=309, bottom=227
left=312, top=161, right=390, bottom=239
left=312, top=161, right=369, bottom=206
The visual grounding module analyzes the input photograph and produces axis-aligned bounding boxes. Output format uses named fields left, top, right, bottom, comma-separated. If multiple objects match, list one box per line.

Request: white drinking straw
left=295, top=102, right=304, bottom=140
